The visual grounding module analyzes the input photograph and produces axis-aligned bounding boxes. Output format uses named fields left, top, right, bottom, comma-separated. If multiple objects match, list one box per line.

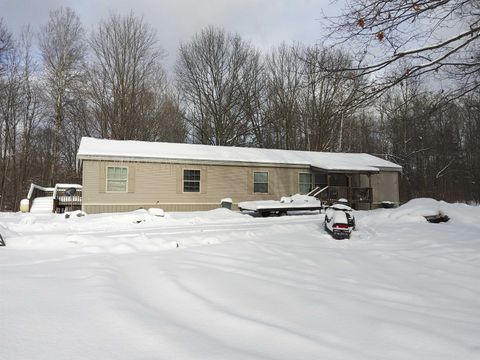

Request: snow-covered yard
left=1, top=199, right=479, bottom=359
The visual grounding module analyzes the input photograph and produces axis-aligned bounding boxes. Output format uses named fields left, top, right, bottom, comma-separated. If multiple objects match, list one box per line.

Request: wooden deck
left=27, top=183, right=82, bottom=213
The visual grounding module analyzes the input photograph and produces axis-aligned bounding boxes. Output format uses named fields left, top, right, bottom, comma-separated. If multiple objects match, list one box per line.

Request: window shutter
left=200, top=168, right=207, bottom=194
left=247, top=169, right=253, bottom=194
left=99, top=162, right=106, bottom=193
left=176, top=167, right=182, bottom=194
left=268, top=171, right=271, bottom=195
left=127, top=165, right=135, bottom=193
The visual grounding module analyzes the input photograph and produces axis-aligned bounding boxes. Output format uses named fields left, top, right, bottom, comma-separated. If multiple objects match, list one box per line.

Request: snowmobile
left=324, top=201, right=355, bottom=239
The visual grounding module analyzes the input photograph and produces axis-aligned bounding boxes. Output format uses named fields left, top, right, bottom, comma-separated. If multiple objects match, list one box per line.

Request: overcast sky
left=0, top=0, right=334, bottom=70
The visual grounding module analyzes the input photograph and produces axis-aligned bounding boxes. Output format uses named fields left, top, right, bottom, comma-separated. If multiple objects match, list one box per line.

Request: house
left=76, top=137, right=402, bottom=214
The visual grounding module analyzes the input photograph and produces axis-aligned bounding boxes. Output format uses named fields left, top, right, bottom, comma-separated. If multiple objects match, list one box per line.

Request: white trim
left=27, top=184, right=54, bottom=199
left=78, top=154, right=401, bottom=173
left=253, top=170, right=269, bottom=194
left=78, top=155, right=313, bottom=170
left=106, top=166, right=128, bottom=193
left=82, top=202, right=226, bottom=206
left=182, top=168, right=201, bottom=194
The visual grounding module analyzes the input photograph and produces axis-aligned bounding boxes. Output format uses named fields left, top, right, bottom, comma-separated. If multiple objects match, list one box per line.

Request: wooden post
left=368, top=173, right=372, bottom=210
left=347, top=174, right=351, bottom=205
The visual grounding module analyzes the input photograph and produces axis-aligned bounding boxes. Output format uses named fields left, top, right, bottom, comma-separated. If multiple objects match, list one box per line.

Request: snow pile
left=1, top=199, right=480, bottom=359
left=147, top=208, right=165, bottom=217
left=329, top=203, right=352, bottom=211
left=280, top=194, right=318, bottom=203
left=361, top=198, right=480, bottom=227
left=239, top=193, right=321, bottom=211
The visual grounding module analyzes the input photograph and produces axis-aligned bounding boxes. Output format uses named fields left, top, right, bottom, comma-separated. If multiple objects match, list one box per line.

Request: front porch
left=305, top=169, right=375, bottom=209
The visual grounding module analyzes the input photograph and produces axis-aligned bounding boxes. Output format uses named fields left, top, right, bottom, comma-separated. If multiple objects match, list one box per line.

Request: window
left=299, top=173, right=312, bottom=194
left=254, top=171, right=268, bottom=193
left=106, top=166, right=128, bottom=192
left=183, top=169, right=200, bottom=192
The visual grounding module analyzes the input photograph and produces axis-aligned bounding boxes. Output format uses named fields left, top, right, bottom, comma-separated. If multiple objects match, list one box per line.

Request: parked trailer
left=238, top=192, right=325, bottom=217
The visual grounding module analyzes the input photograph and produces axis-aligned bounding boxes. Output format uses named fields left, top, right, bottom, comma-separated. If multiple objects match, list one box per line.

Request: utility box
left=220, top=198, right=232, bottom=210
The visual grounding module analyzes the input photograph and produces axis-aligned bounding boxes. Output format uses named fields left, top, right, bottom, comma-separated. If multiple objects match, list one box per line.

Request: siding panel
left=99, top=162, right=106, bottom=193
left=128, top=164, right=135, bottom=193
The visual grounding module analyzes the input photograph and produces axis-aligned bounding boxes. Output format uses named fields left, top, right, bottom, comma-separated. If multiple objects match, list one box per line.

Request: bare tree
left=0, top=18, right=13, bottom=77
left=175, top=26, right=261, bottom=146
left=0, top=27, right=41, bottom=210
left=263, top=43, right=303, bottom=150
left=18, top=27, right=42, bottom=204
left=323, top=0, right=480, bottom=100
left=258, top=44, right=363, bottom=151
left=88, top=12, right=182, bottom=142
left=460, top=95, right=480, bottom=201
left=39, top=7, right=86, bottom=185
left=0, top=38, right=21, bottom=210
left=301, top=45, right=364, bottom=151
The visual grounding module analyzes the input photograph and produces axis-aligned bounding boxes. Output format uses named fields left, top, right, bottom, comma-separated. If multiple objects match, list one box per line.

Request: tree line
left=0, top=8, right=479, bottom=210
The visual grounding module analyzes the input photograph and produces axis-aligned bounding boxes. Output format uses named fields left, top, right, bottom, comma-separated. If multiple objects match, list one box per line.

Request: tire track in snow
left=72, top=215, right=324, bottom=239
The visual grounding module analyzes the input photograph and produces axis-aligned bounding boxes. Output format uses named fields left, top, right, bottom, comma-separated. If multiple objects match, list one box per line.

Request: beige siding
left=82, top=160, right=309, bottom=213
left=82, top=159, right=400, bottom=213
left=357, top=171, right=399, bottom=206
left=371, top=171, right=400, bottom=206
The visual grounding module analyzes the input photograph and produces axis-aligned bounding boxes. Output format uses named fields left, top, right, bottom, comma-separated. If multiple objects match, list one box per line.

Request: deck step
left=30, top=197, right=54, bottom=213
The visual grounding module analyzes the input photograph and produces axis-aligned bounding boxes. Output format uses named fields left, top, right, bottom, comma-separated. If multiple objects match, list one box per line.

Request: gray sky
left=0, top=0, right=332, bottom=70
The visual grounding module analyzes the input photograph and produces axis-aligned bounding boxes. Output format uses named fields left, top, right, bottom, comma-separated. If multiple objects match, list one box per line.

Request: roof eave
left=76, top=154, right=312, bottom=169
left=310, top=166, right=380, bottom=174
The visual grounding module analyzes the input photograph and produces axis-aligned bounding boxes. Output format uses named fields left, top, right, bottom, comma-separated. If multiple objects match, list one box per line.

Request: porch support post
left=368, top=173, right=372, bottom=210
left=347, top=174, right=351, bottom=204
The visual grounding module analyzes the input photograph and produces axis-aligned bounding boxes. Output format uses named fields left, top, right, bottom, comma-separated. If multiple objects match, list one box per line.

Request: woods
left=1, top=7, right=479, bottom=211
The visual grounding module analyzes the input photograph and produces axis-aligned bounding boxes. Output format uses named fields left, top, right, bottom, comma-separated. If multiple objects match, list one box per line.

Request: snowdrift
left=1, top=199, right=480, bottom=360
left=360, top=197, right=480, bottom=228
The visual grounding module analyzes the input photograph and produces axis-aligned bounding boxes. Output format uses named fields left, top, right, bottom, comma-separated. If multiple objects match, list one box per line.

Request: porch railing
left=308, top=185, right=372, bottom=207
left=320, top=186, right=372, bottom=205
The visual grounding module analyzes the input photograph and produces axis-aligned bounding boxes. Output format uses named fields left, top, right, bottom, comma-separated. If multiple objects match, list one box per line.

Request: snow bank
left=1, top=199, right=480, bottom=360
left=360, top=198, right=480, bottom=227
left=0, top=208, right=251, bottom=253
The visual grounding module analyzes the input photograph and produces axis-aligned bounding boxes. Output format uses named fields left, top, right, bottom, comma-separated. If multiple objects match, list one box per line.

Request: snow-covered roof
left=77, top=137, right=402, bottom=172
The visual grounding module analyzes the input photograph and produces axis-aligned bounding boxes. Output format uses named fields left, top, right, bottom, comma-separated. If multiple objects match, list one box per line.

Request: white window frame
left=253, top=171, right=269, bottom=194
left=106, top=166, right=128, bottom=193
left=183, top=169, right=201, bottom=193
left=299, top=172, right=313, bottom=194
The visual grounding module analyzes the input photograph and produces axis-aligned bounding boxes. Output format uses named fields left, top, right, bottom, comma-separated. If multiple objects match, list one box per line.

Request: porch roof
left=310, top=166, right=380, bottom=174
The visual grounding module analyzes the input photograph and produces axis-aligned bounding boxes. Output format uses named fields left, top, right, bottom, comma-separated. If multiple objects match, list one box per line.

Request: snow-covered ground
left=1, top=199, right=480, bottom=359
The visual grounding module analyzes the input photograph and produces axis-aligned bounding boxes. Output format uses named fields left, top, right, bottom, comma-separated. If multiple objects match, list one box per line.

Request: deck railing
left=55, top=187, right=82, bottom=210
left=27, top=183, right=82, bottom=213
left=308, top=185, right=372, bottom=208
